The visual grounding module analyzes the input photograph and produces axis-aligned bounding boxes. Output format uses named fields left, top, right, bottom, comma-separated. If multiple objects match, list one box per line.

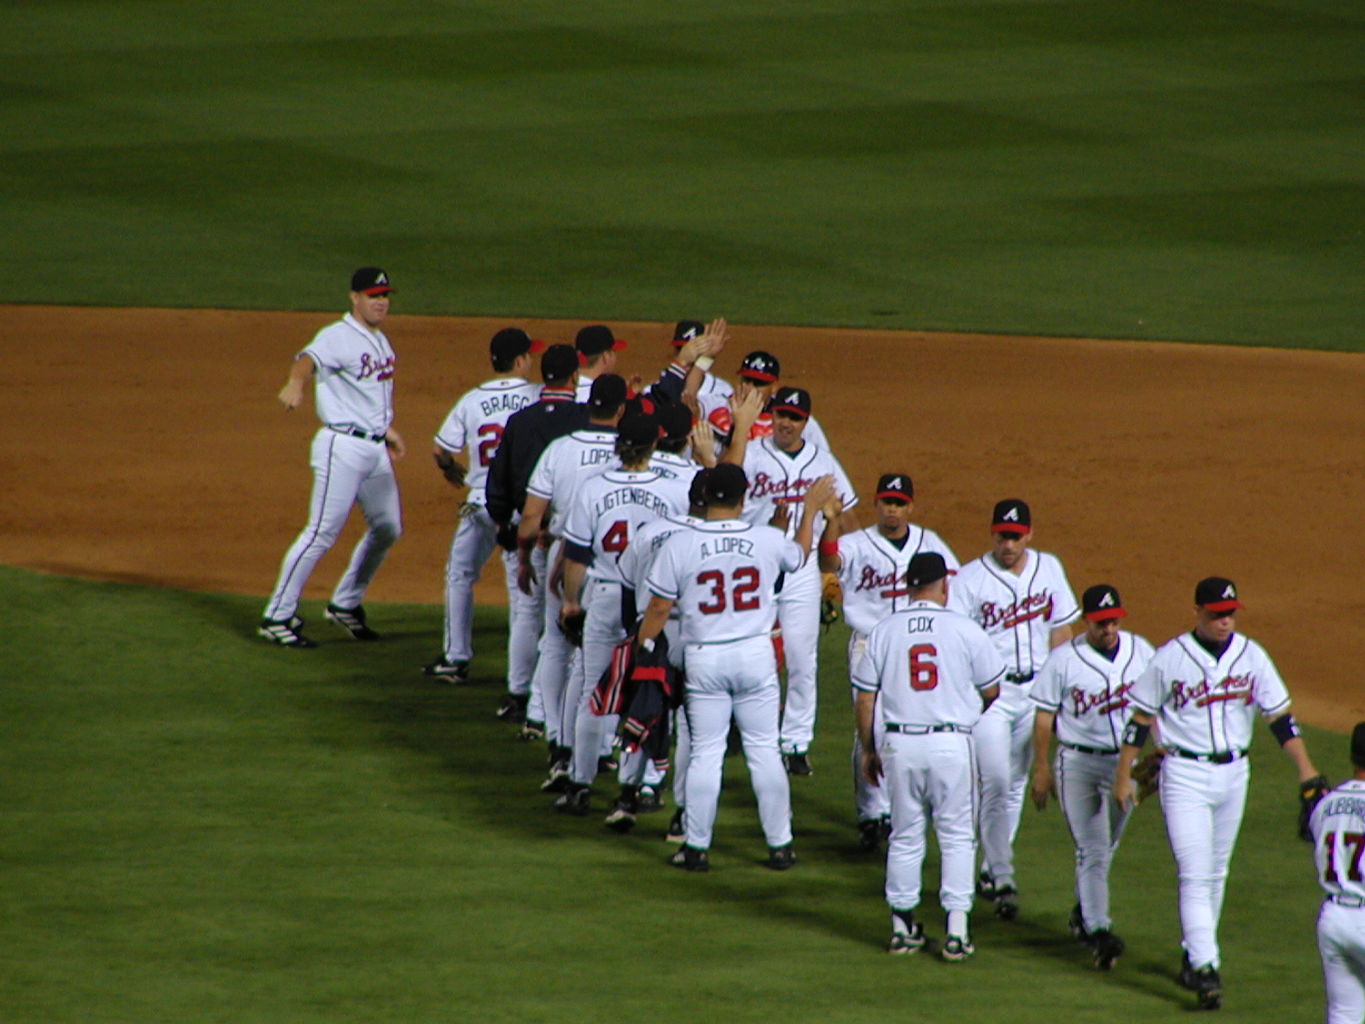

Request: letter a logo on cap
left=1222, top=584, right=1236, bottom=599
left=1003, top=508, right=1019, bottom=521
left=1099, top=591, right=1116, bottom=607
left=890, top=477, right=903, bottom=490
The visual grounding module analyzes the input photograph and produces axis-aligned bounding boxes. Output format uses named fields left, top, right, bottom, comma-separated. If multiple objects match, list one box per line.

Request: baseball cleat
left=325, top=603, right=380, bottom=640
left=782, top=752, right=813, bottom=777
left=888, top=911, right=925, bottom=955
left=1068, top=903, right=1090, bottom=943
left=665, top=807, right=686, bottom=843
left=1193, top=967, right=1222, bottom=1010
left=604, top=799, right=637, bottom=833
left=669, top=845, right=710, bottom=872
left=539, top=759, right=571, bottom=793
left=597, top=753, right=619, bottom=775
left=993, top=885, right=1020, bottom=921
left=553, top=783, right=590, bottom=816
left=1090, top=929, right=1125, bottom=971
left=767, top=843, right=797, bottom=871
left=636, top=785, right=663, bottom=814
left=941, top=934, right=975, bottom=962
left=857, top=818, right=883, bottom=852
left=258, top=618, right=317, bottom=648
left=496, top=693, right=529, bottom=723
left=519, top=719, right=546, bottom=742
left=422, top=656, right=469, bottom=683
left=975, top=870, right=998, bottom=901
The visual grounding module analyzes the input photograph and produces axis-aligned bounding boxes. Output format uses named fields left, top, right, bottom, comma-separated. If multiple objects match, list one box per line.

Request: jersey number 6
left=909, top=643, right=939, bottom=691
left=696, top=567, right=761, bottom=615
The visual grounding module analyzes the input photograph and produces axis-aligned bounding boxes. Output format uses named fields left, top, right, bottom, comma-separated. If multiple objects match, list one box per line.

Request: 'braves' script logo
left=1170, top=674, right=1255, bottom=711
left=980, top=592, right=1053, bottom=630
left=1069, top=681, right=1134, bottom=718
left=856, top=565, right=909, bottom=600
left=358, top=352, right=397, bottom=381
left=749, top=471, right=818, bottom=502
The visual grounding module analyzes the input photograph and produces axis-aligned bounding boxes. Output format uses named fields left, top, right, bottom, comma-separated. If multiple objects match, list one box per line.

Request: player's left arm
left=1030, top=709, right=1057, bottom=809
left=1114, top=709, right=1156, bottom=810
left=637, top=594, right=676, bottom=650
left=816, top=513, right=842, bottom=574
left=854, top=688, right=882, bottom=785
left=794, top=475, right=837, bottom=559
left=432, top=444, right=467, bottom=487
left=560, top=553, right=588, bottom=621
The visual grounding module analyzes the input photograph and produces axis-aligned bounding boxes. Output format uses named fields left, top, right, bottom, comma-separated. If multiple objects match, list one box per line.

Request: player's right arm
left=1113, top=709, right=1156, bottom=810
left=1030, top=710, right=1057, bottom=810
left=719, top=387, right=765, bottom=465
left=277, top=354, right=316, bottom=409
left=793, top=475, right=837, bottom=559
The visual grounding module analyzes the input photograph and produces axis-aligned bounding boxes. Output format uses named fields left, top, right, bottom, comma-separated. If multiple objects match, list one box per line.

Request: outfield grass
left=2, top=565, right=1338, bottom=1023
left=2, top=0, right=1361, bottom=348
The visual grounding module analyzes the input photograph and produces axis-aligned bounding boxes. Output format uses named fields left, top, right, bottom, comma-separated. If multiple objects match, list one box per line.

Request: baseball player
left=724, top=387, right=858, bottom=775
left=518, top=375, right=627, bottom=791
left=484, top=343, right=587, bottom=735
left=424, top=328, right=543, bottom=696
left=817, top=473, right=959, bottom=850
left=702, top=350, right=831, bottom=453
left=1029, top=584, right=1155, bottom=970
left=1113, top=577, right=1325, bottom=1011
left=638, top=465, right=838, bottom=872
left=949, top=498, right=1080, bottom=919
left=649, top=320, right=733, bottom=405
left=259, top=267, right=404, bottom=648
left=554, top=414, right=691, bottom=815
left=853, top=552, right=1004, bottom=961
left=574, top=324, right=627, bottom=401
left=1309, top=723, right=1365, bottom=1024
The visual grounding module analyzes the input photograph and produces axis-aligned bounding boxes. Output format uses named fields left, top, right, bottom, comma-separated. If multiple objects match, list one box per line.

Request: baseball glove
left=559, top=609, right=586, bottom=648
left=820, top=572, right=842, bottom=628
left=1131, top=750, right=1164, bottom=803
left=1299, top=774, right=1330, bottom=841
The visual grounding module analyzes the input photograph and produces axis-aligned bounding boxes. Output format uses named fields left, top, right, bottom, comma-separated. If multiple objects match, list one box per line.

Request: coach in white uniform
left=260, top=267, right=404, bottom=648
left=950, top=498, right=1080, bottom=919
left=818, top=473, right=958, bottom=850
left=639, top=465, right=837, bottom=872
left=426, top=328, right=542, bottom=691
left=1029, top=584, right=1154, bottom=970
left=1310, top=723, right=1365, bottom=1024
left=724, top=386, right=857, bottom=775
left=1113, top=576, right=1324, bottom=1011
left=854, top=552, right=1003, bottom=961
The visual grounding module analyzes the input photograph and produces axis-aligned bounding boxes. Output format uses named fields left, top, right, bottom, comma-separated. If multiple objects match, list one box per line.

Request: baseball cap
left=1351, top=722, right=1365, bottom=767
left=992, top=499, right=1031, bottom=535
left=541, top=344, right=579, bottom=382
left=688, top=468, right=712, bottom=509
left=617, top=413, right=661, bottom=447
left=704, top=463, right=748, bottom=505
left=489, top=327, right=546, bottom=363
left=876, top=474, right=914, bottom=502
left=656, top=401, right=694, bottom=441
left=1195, top=576, right=1244, bottom=613
left=770, top=387, right=811, bottom=420
left=587, top=373, right=628, bottom=412
left=906, top=552, right=954, bottom=587
left=1082, top=584, right=1127, bottom=622
left=739, top=351, right=780, bottom=384
left=351, top=267, right=394, bottom=295
left=673, top=320, right=705, bottom=347
left=576, top=324, right=628, bottom=357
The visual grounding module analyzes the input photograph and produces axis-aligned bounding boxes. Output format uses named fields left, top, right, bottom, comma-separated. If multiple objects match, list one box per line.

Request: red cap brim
left=1083, top=608, right=1127, bottom=622
left=1202, top=600, right=1244, bottom=613
left=361, top=286, right=394, bottom=296
left=770, top=404, right=809, bottom=419
left=529, top=339, right=547, bottom=354
left=992, top=524, right=1031, bottom=534
left=740, top=371, right=778, bottom=384
left=611, top=339, right=628, bottom=351
left=876, top=490, right=913, bottom=502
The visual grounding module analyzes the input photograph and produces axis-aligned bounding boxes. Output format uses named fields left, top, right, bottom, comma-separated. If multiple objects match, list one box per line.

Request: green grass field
left=2, top=0, right=1362, bottom=348
left=2, top=566, right=1340, bottom=1023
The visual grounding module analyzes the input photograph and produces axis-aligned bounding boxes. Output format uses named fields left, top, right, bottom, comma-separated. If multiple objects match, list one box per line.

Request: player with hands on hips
left=637, top=465, right=837, bottom=872
left=1029, top=584, right=1155, bottom=970
left=1112, top=576, right=1324, bottom=1011
left=425, top=328, right=543, bottom=693
left=949, top=498, right=1079, bottom=920
left=853, top=552, right=1004, bottom=961
left=1309, top=723, right=1365, bottom=1024
left=260, top=267, right=404, bottom=648
left=817, top=473, right=959, bottom=852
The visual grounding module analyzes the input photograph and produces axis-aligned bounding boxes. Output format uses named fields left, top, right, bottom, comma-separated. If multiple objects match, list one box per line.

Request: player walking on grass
left=638, top=465, right=837, bottom=872
left=854, top=552, right=1003, bottom=961
left=1029, top=584, right=1154, bottom=970
left=1113, top=576, right=1325, bottom=1011
left=260, top=267, right=403, bottom=648
left=1309, top=723, right=1365, bottom=1024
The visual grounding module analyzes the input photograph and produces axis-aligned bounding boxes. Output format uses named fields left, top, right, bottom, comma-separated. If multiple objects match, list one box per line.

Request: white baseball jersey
left=618, top=514, right=702, bottom=605
left=647, top=519, right=803, bottom=645
left=562, top=469, right=691, bottom=585
left=525, top=428, right=618, bottom=536
left=852, top=601, right=1005, bottom=727
left=433, top=377, right=539, bottom=504
left=739, top=436, right=856, bottom=542
left=301, top=313, right=396, bottom=434
left=949, top=549, right=1081, bottom=678
left=1312, top=780, right=1365, bottom=903
left=1129, top=631, right=1291, bottom=754
left=649, top=450, right=697, bottom=482
left=1030, top=631, right=1156, bottom=750
left=836, top=526, right=959, bottom=636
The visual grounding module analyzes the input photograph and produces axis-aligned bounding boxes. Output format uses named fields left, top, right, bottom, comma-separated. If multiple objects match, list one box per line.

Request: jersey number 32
left=696, top=568, right=761, bottom=615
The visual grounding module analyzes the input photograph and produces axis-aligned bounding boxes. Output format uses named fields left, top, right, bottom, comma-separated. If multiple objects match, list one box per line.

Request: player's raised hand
left=689, top=415, right=717, bottom=468
left=730, top=386, right=765, bottom=433
left=802, top=474, right=837, bottom=511
left=700, top=317, right=729, bottom=355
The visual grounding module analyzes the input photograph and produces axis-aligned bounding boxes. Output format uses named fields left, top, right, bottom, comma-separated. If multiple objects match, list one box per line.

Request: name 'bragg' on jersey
left=979, top=592, right=1054, bottom=629
left=1169, top=674, right=1255, bottom=710
left=479, top=392, right=533, bottom=417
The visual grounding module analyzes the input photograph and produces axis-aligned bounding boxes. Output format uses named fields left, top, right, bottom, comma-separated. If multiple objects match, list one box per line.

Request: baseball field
left=3, top=1, right=1363, bottom=1022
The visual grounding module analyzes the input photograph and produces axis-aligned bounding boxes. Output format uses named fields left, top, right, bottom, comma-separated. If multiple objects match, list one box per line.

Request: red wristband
left=818, top=540, right=839, bottom=558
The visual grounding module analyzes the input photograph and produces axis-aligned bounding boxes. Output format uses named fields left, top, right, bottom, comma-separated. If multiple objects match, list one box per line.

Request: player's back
left=565, top=470, right=689, bottom=584
left=1312, top=779, right=1365, bottom=902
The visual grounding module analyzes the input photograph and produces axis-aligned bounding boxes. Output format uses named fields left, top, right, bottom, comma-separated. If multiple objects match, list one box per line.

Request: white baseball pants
left=681, top=634, right=792, bottom=851
left=1319, top=900, right=1365, bottom=1024
left=1159, top=755, right=1249, bottom=970
left=847, top=632, right=889, bottom=823
left=975, top=680, right=1034, bottom=888
left=525, top=544, right=551, bottom=724
left=777, top=559, right=821, bottom=755
left=1055, top=746, right=1131, bottom=933
left=570, top=579, right=627, bottom=786
left=264, top=428, right=401, bottom=622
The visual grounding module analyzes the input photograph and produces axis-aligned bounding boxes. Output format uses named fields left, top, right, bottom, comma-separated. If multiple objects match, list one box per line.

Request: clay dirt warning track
left=4, top=305, right=1362, bottom=729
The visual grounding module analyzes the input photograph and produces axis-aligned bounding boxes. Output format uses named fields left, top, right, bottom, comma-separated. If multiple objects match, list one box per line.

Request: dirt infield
left=5, top=305, right=1362, bottom=730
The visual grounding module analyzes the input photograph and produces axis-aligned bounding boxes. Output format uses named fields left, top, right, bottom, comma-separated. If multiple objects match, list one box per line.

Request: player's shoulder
left=1121, top=630, right=1157, bottom=656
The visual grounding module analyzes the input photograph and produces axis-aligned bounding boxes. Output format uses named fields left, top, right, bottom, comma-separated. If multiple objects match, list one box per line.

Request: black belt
left=885, top=723, right=971, bottom=735
left=1168, top=747, right=1247, bottom=765
left=1005, top=672, right=1035, bottom=684
left=1328, top=893, right=1365, bottom=908
left=329, top=425, right=386, bottom=443
left=1060, top=740, right=1119, bottom=756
